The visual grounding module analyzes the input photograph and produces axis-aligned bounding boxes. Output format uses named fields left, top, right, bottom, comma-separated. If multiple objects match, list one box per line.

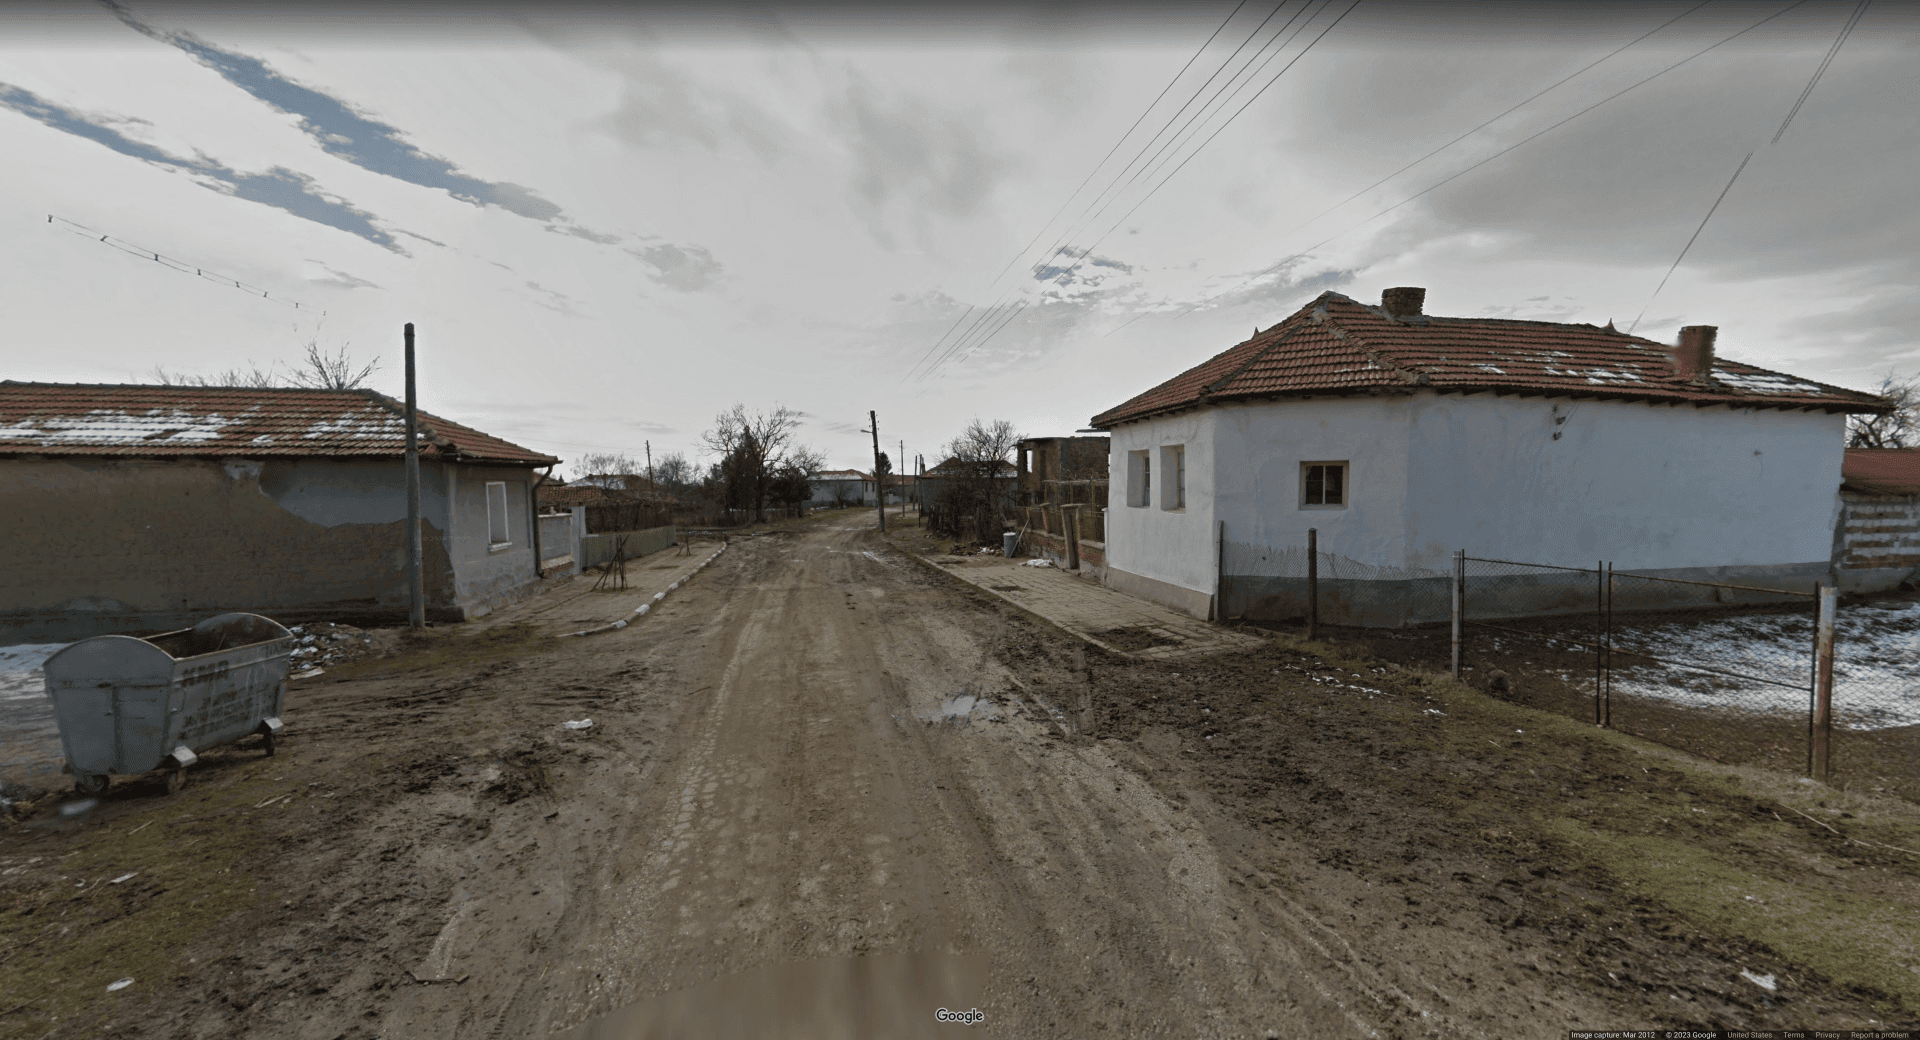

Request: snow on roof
left=0, top=382, right=558, bottom=464
left=1091, top=291, right=1887, bottom=427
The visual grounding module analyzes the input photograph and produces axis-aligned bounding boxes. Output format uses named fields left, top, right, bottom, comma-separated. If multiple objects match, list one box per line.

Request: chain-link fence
left=1223, top=538, right=1920, bottom=801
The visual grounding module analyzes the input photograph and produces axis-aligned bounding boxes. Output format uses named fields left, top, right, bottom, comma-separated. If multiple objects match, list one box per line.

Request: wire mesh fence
left=1224, top=538, right=1920, bottom=801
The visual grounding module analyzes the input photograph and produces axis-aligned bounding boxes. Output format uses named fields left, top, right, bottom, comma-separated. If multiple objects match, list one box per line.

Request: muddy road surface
left=5, top=512, right=1916, bottom=1038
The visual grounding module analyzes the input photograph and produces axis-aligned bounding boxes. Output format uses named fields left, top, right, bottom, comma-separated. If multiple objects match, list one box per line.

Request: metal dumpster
left=44, top=613, right=294, bottom=796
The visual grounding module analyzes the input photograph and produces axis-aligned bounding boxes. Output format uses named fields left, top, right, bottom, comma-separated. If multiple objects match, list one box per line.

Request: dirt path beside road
left=4, top=513, right=1916, bottom=1038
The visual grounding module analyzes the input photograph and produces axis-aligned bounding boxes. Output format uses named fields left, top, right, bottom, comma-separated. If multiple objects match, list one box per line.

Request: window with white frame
left=486, top=481, right=511, bottom=547
left=1160, top=445, right=1186, bottom=510
left=1127, top=449, right=1151, bottom=507
left=1301, top=461, right=1347, bottom=508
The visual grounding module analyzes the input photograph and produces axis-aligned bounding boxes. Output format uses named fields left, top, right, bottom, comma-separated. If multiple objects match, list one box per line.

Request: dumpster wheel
left=74, top=773, right=109, bottom=797
left=163, top=767, right=187, bottom=796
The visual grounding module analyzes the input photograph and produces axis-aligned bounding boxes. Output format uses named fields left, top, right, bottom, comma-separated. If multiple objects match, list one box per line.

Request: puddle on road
left=555, top=950, right=989, bottom=1040
left=928, top=692, right=999, bottom=725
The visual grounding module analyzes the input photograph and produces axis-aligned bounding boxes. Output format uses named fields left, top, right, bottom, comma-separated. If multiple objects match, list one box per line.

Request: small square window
left=1301, top=462, right=1346, bottom=508
left=487, top=481, right=511, bottom=546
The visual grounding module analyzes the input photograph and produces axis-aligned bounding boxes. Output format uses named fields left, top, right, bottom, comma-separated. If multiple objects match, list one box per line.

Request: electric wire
left=984, top=0, right=1256, bottom=288
left=46, top=214, right=325, bottom=314
left=1773, top=0, right=1870, bottom=143
left=1109, top=0, right=1813, bottom=336
left=924, top=0, right=1345, bottom=382
left=1627, top=151, right=1753, bottom=333
left=904, top=0, right=1263, bottom=385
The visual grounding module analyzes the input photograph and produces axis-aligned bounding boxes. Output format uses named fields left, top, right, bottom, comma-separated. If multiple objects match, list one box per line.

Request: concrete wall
left=580, top=525, right=677, bottom=570
left=538, top=513, right=576, bottom=572
left=443, top=464, right=543, bottom=619
left=1402, top=393, right=1843, bottom=580
left=0, top=455, right=460, bottom=643
left=1106, top=391, right=1848, bottom=624
left=1104, top=412, right=1219, bottom=618
left=1834, top=490, right=1920, bottom=592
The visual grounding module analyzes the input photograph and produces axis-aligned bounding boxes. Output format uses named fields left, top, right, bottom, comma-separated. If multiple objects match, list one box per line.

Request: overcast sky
left=3, top=0, right=1914, bottom=476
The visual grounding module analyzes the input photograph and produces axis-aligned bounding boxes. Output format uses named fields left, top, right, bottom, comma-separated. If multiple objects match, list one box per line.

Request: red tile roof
left=1091, top=292, right=1888, bottom=428
left=0, top=382, right=558, bottom=464
left=1842, top=448, right=1920, bottom=495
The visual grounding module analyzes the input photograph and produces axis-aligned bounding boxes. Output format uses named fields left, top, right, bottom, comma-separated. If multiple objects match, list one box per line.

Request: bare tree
left=573, top=453, right=642, bottom=489
left=700, top=404, right=810, bottom=523
left=932, top=418, right=1020, bottom=542
left=286, top=327, right=381, bottom=390
left=148, top=362, right=282, bottom=387
left=1848, top=370, right=1920, bottom=448
left=653, top=452, right=693, bottom=491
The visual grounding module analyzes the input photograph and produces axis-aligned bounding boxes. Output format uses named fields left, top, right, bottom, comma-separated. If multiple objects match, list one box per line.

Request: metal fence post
left=1811, top=583, right=1836, bottom=781
left=1451, top=549, right=1464, bottom=678
left=1602, top=563, right=1612, bottom=728
left=1307, top=528, right=1318, bottom=642
left=1596, top=560, right=1604, bottom=726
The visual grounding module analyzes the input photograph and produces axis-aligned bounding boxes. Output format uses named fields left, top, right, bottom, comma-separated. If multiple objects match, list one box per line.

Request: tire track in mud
left=490, top=522, right=1393, bottom=1040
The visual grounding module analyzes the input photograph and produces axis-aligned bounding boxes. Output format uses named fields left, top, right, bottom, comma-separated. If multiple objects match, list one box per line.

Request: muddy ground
left=3, top=514, right=1918, bottom=1038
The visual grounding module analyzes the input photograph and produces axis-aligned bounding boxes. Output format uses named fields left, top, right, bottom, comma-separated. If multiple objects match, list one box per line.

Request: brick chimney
left=1673, top=325, right=1717, bottom=382
left=1382, top=286, right=1425, bottom=318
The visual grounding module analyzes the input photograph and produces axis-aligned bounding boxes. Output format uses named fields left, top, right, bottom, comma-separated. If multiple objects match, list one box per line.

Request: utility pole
left=899, top=439, right=905, bottom=516
left=645, top=440, right=654, bottom=512
left=404, top=323, right=424, bottom=629
left=870, top=410, right=885, bottom=533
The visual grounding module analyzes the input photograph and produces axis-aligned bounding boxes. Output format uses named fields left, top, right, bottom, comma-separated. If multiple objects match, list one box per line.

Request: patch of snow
left=301, top=412, right=407, bottom=440
left=0, top=408, right=242, bottom=445
left=1715, top=368, right=1824, bottom=395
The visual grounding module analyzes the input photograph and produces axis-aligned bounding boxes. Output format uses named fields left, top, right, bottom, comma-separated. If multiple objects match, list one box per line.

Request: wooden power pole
left=870, top=410, right=885, bottom=533
left=404, top=323, right=424, bottom=629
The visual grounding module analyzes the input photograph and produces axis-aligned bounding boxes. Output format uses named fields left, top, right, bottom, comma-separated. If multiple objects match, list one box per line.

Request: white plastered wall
left=1105, top=412, right=1218, bottom=600
left=1111, top=391, right=1845, bottom=593
left=1403, top=393, right=1845, bottom=574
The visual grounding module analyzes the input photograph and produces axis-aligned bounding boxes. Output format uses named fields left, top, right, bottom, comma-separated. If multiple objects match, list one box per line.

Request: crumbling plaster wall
left=0, top=455, right=459, bottom=643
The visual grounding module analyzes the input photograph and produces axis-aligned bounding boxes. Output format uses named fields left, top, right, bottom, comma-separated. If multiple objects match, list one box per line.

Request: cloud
left=631, top=243, right=726, bottom=292
left=829, top=73, right=1020, bottom=249
left=303, top=260, right=382, bottom=290
left=0, top=82, right=407, bottom=253
left=105, top=3, right=622, bottom=242
left=594, top=53, right=793, bottom=164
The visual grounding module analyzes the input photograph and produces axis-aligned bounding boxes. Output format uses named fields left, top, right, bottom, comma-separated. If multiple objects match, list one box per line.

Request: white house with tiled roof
left=0, top=382, right=562, bottom=643
left=1088, top=287, right=1888, bottom=623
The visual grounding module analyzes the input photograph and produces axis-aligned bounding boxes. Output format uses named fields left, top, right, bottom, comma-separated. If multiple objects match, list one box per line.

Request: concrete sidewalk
left=473, top=539, right=725, bottom=639
left=916, top=552, right=1262, bottom=661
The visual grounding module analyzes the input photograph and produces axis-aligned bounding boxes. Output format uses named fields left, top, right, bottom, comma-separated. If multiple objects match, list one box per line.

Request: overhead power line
left=1628, top=152, right=1753, bottom=333
left=1113, top=0, right=1813, bottom=336
left=923, top=0, right=1356, bottom=383
left=1773, top=0, right=1870, bottom=143
left=46, top=214, right=325, bottom=314
left=902, top=0, right=1270, bottom=385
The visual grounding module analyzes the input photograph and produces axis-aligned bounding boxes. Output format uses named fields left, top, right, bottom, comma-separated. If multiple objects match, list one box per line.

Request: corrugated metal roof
left=1842, top=448, right=1920, bottom=495
left=0, top=382, right=558, bottom=464
left=1090, top=292, right=1889, bottom=428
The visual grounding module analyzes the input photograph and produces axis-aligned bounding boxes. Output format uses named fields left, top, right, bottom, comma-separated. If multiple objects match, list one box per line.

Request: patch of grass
left=0, top=769, right=289, bottom=1038
left=1540, top=816, right=1920, bottom=1009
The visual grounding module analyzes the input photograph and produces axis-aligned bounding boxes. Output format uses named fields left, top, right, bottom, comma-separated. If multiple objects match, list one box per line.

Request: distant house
left=1089, top=287, right=1888, bottom=622
left=810, top=469, right=873, bottom=508
left=1836, top=448, right=1920, bottom=591
left=0, top=382, right=560, bottom=643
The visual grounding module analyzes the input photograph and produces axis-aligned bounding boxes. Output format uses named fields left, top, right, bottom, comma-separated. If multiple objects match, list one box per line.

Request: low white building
left=809, top=469, right=873, bottom=508
left=1089, top=287, right=1887, bottom=623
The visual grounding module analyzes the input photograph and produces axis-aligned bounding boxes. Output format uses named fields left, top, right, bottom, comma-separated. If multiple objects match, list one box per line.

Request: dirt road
left=5, top=512, right=1917, bottom=1038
